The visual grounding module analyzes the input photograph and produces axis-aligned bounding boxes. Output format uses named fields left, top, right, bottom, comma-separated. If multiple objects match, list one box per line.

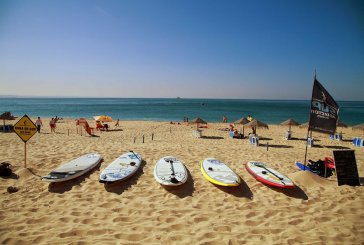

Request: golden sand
left=1, top=119, right=363, bottom=244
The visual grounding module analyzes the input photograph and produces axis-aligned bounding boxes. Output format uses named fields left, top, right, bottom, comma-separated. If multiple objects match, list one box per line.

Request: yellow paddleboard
left=201, top=158, right=240, bottom=186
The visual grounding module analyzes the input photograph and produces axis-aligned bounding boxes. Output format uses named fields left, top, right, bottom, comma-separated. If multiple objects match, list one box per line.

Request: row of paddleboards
left=41, top=152, right=295, bottom=189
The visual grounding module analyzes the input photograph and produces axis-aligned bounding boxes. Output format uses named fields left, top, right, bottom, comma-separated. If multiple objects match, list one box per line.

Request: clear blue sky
left=1, top=0, right=363, bottom=100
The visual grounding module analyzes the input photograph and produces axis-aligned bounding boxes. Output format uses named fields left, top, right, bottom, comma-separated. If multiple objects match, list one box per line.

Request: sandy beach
left=1, top=118, right=363, bottom=245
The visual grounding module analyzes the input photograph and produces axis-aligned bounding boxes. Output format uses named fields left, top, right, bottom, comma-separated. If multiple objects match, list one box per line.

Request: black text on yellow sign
left=13, top=115, right=37, bottom=142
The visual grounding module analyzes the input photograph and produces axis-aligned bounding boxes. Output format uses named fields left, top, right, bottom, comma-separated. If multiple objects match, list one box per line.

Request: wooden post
left=68, top=129, right=70, bottom=136
left=266, top=142, right=269, bottom=151
left=142, top=135, right=144, bottom=143
left=134, top=137, right=136, bottom=143
left=152, top=133, right=154, bottom=141
left=170, top=127, right=171, bottom=133
left=76, top=126, right=78, bottom=135
left=24, top=142, right=27, bottom=168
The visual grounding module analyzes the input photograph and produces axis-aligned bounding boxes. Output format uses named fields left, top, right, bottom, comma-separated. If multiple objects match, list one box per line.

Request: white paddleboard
left=154, top=156, right=188, bottom=186
left=201, top=158, right=240, bottom=186
left=42, top=153, right=102, bottom=182
left=99, top=152, right=142, bottom=183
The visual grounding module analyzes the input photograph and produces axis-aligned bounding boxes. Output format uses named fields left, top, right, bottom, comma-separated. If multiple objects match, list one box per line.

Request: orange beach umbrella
left=93, top=115, right=113, bottom=122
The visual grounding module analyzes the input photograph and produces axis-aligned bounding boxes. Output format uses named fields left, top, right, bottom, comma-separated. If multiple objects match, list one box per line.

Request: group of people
left=35, top=117, right=59, bottom=133
left=96, top=121, right=109, bottom=131
left=229, top=124, right=244, bottom=139
left=223, top=114, right=254, bottom=139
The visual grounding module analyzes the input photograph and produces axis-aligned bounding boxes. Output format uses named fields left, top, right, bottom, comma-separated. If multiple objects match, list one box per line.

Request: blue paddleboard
left=295, top=162, right=313, bottom=172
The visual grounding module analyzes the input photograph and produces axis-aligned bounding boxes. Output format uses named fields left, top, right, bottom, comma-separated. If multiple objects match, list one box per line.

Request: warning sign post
left=13, top=115, right=37, bottom=168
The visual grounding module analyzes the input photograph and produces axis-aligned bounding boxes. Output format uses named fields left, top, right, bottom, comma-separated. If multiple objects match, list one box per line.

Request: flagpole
left=303, top=129, right=310, bottom=166
left=304, top=72, right=316, bottom=166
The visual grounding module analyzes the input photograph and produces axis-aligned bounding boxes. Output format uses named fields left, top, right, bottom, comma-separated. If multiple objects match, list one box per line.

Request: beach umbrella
left=191, top=117, right=207, bottom=129
left=352, top=123, right=364, bottom=135
left=352, top=123, right=364, bottom=138
left=336, top=119, right=348, bottom=128
left=93, top=115, right=113, bottom=122
left=245, top=119, right=268, bottom=134
left=299, top=122, right=309, bottom=128
left=245, top=119, right=268, bottom=128
left=234, top=117, right=249, bottom=125
left=234, top=117, right=249, bottom=135
left=0, top=112, right=17, bottom=132
left=280, top=118, right=300, bottom=131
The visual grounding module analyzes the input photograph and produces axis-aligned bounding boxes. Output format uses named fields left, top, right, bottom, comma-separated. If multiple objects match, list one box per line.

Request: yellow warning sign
left=13, top=115, right=37, bottom=142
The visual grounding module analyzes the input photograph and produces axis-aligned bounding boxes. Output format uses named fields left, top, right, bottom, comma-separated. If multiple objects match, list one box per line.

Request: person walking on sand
left=223, top=116, right=227, bottom=123
left=50, top=118, right=56, bottom=133
left=35, top=117, right=43, bottom=133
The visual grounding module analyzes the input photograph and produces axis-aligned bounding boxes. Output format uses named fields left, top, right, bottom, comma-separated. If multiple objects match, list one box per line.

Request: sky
left=0, top=0, right=363, bottom=100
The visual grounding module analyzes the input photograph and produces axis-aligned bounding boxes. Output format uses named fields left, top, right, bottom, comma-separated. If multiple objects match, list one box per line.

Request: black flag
left=308, top=78, right=339, bottom=135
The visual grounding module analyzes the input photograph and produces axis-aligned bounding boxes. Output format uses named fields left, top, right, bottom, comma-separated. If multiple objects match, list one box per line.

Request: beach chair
left=285, top=130, right=292, bottom=140
left=353, top=137, right=358, bottom=146
left=356, top=138, right=364, bottom=147
left=192, top=129, right=202, bottom=138
left=229, top=131, right=234, bottom=139
left=335, top=133, right=342, bottom=141
left=329, top=134, right=335, bottom=140
left=249, top=134, right=259, bottom=146
left=357, top=138, right=363, bottom=147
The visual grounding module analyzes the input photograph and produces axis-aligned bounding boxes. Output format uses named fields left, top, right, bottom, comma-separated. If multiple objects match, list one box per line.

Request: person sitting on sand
left=233, top=128, right=243, bottom=139
left=103, top=123, right=109, bottom=131
left=229, top=124, right=234, bottom=131
left=96, top=121, right=105, bottom=131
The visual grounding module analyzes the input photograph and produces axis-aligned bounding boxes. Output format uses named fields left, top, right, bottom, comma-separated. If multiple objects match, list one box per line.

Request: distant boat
left=176, top=97, right=181, bottom=99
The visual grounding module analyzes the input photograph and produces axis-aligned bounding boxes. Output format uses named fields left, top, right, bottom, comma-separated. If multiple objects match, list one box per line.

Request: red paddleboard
left=245, top=161, right=295, bottom=189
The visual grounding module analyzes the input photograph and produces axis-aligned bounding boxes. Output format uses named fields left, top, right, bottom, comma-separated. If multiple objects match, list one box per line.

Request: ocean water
left=0, top=98, right=363, bottom=125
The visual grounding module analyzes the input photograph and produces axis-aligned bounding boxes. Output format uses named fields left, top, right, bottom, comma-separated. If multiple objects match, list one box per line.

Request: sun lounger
left=192, top=129, right=202, bottom=138
left=229, top=131, right=234, bottom=138
left=357, top=138, right=363, bottom=147
left=285, top=130, right=292, bottom=140
left=249, top=134, right=259, bottom=146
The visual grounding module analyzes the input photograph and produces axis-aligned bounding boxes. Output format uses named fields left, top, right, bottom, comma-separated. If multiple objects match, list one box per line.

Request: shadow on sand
left=103, top=160, right=146, bottom=195
left=201, top=136, right=224, bottom=140
left=162, top=168, right=195, bottom=198
left=215, top=177, right=254, bottom=199
left=324, top=145, right=351, bottom=150
left=0, top=173, right=19, bottom=180
left=258, top=137, right=272, bottom=141
left=48, top=161, right=103, bottom=194
left=260, top=144, right=293, bottom=149
left=266, top=184, right=308, bottom=200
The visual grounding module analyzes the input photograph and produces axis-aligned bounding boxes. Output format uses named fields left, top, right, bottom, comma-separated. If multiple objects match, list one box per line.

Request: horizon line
left=0, top=95, right=363, bottom=102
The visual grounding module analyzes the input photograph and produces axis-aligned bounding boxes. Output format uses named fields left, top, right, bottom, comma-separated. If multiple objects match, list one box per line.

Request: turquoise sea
left=0, top=98, right=363, bottom=125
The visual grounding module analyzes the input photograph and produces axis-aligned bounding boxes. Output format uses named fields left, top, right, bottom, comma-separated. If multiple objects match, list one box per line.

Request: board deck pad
left=201, top=158, right=240, bottom=186
left=99, top=152, right=142, bottom=183
left=154, top=156, right=188, bottom=186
